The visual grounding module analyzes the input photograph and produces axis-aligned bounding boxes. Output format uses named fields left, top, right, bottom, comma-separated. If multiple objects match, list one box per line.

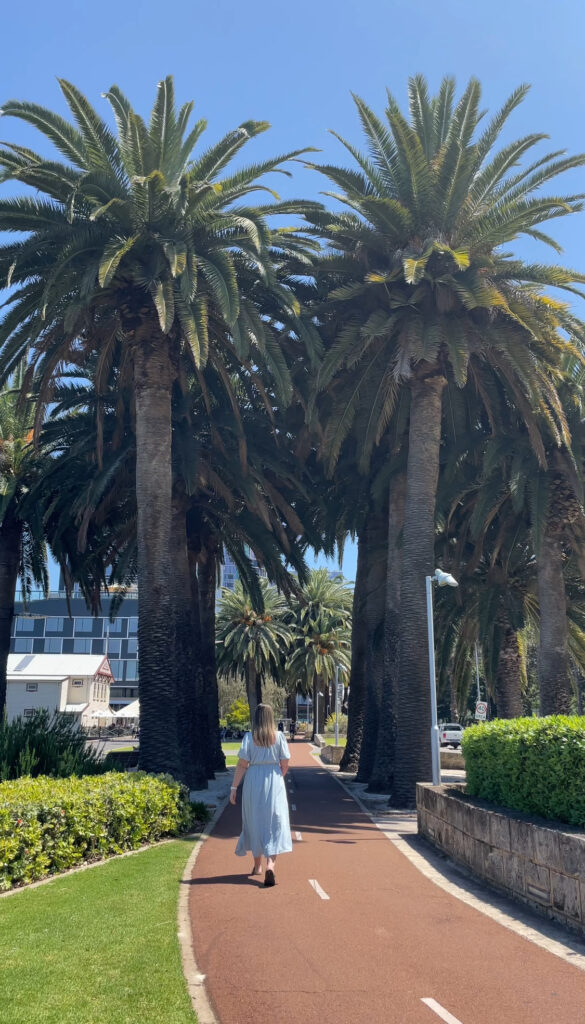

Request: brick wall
left=417, top=783, right=585, bottom=936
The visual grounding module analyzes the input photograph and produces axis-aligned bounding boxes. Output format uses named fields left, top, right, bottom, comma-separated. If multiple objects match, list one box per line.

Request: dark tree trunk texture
left=495, top=626, right=524, bottom=718
left=134, top=336, right=181, bottom=778
left=199, top=532, right=225, bottom=772
left=339, top=532, right=368, bottom=771
left=169, top=495, right=207, bottom=788
left=312, top=673, right=324, bottom=739
left=246, top=659, right=261, bottom=724
left=368, top=471, right=406, bottom=793
left=0, top=516, right=22, bottom=715
left=357, top=506, right=389, bottom=783
left=393, top=373, right=446, bottom=808
left=538, top=530, right=572, bottom=715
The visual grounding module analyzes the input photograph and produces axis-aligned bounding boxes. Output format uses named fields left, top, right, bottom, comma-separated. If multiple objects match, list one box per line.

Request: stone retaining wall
left=320, top=745, right=345, bottom=765
left=417, top=783, right=585, bottom=937
left=440, top=749, right=464, bottom=770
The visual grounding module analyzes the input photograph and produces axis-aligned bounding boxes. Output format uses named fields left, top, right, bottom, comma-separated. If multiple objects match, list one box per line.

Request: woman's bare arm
left=280, top=758, right=290, bottom=777
left=229, top=758, right=249, bottom=804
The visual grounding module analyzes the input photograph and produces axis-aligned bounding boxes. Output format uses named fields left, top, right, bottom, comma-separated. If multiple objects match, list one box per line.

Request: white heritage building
left=6, top=653, right=113, bottom=728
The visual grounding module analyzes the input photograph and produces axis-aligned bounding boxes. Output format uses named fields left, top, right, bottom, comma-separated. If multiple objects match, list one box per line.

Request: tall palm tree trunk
left=339, top=533, right=368, bottom=771
left=312, top=673, right=324, bottom=739
left=169, top=494, right=207, bottom=787
left=357, top=507, right=388, bottom=782
left=393, top=373, right=446, bottom=808
left=494, top=626, right=524, bottom=718
left=0, top=515, right=21, bottom=715
left=246, top=659, right=261, bottom=724
left=134, top=336, right=181, bottom=778
left=199, top=533, right=225, bottom=772
left=538, top=530, right=572, bottom=714
left=368, top=471, right=406, bottom=792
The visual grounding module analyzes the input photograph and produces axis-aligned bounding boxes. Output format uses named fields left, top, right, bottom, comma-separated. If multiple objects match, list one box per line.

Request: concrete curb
left=178, top=776, right=234, bottom=1024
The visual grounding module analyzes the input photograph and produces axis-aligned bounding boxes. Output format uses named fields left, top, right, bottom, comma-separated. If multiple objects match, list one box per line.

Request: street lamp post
left=426, top=568, right=458, bottom=785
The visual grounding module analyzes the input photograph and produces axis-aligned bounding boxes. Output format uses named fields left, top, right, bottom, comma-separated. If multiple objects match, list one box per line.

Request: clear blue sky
left=3, top=0, right=585, bottom=586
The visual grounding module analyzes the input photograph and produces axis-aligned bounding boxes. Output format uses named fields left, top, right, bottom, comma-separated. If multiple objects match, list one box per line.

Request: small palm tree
left=216, top=579, right=293, bottom=722
left=285, top=569, right=352, bottom=737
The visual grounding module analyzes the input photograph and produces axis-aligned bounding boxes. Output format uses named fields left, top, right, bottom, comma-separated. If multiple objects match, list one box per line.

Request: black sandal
left=264, top=868, right=276, bottom=887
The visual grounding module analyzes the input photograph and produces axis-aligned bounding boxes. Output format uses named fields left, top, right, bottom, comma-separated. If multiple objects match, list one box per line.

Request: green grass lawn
left=222, top=741, right=240, bottom=767
left=323, top=735, right=347, bottom=746
left=0, top=839, right=197, bottom=1024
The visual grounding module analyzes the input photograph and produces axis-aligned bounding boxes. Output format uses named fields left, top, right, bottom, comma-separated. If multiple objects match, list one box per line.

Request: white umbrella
left=115, top=699, right=140, bottom=719
left=90, top=707, right=116, bottom=719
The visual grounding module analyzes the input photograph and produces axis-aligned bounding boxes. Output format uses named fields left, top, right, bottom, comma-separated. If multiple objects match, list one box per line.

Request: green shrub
left=462, top=715, right=585, bottom=827
left=0, top=710, right=105, bottom=781
left=0, top=771, right=195, bottom=891
left=324, top=712, right=348, bottom=735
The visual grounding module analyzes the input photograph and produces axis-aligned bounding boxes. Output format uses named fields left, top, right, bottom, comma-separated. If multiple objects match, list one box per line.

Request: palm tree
left=285, top=569, right=352, bottom=737
left=0, top=370, right=49, bottom=712
left=216, top=579, right=293, bottom=722
left=306, top=76, right=585, bottom=805
left=0, top=78, right=313, bottom=775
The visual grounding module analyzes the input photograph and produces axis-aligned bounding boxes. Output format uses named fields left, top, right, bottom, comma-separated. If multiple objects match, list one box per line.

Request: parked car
left=440, top=723, right=464, bottom=748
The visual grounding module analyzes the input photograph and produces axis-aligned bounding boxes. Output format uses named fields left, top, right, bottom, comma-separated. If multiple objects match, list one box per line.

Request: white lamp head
left=434, top=568, right=458, bottom=588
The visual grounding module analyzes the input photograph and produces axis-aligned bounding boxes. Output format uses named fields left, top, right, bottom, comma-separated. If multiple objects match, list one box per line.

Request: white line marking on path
left=421, top=998, right=463, bottom=1024
left=291, top=803, right=296, bottom=811
left=294, top=831, right=302, bottom=841
left=308, top=879, right=330, bottom=900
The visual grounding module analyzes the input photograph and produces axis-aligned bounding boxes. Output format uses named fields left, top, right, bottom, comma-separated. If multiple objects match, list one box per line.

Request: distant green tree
left=286, top=569, right=352, bottom=738
left=216, top=579, right=293, bottom=722
left=226, top=698, right=250, bottom=731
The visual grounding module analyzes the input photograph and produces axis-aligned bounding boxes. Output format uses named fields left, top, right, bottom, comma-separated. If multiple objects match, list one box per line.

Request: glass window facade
left=74, top=618, right=94, bottom=633
left=11, top=592, right=138, bottom=709
left=73, top=638, right=92, bottom=654
left=16, top=617, right=35, bottom=633
left=14, top=638, right=33, bottom=653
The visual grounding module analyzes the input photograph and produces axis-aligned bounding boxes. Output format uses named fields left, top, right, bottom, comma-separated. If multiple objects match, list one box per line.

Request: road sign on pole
left=475, top=700, right=488, bottom=721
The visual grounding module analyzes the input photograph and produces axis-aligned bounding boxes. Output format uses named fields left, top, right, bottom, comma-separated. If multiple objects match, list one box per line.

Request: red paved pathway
left=188, top=741, right=585, bottom=1024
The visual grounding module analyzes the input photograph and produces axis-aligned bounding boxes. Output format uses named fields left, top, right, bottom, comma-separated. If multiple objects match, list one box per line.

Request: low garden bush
left=324, top=712, right=348, bottom=735
left=0, top=710, right=104, bottom=780
left=462, top=715, right=585, bottom=827
left=0, top=771, right=197, bottom=890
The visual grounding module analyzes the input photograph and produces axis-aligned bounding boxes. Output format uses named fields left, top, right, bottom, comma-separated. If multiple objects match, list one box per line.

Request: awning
left=64, top=703, right=88, bottom=714
left=90, top=707, right=116, bottom=719
left=115, top=699, right=140, bottom=718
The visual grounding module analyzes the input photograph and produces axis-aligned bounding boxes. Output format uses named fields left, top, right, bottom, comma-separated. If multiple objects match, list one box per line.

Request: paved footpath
left=188, top=741, right=585, bottom=1024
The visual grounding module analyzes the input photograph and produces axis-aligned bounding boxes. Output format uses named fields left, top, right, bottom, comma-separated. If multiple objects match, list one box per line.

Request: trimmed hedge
left=0, top=771, right=195, bottom=891
left=462, top=715, right=585, bottom=827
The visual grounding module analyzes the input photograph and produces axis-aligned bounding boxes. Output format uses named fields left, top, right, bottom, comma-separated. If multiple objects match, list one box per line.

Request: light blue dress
left=235, top=731, right=292, bottom=858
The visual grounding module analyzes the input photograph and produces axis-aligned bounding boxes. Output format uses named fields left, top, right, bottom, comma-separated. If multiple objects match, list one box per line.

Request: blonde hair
left=252, top=703, right=277, bottom=748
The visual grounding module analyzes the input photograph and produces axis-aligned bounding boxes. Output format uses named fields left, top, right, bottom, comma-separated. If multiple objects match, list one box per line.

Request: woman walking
left=230, top=703, right=292, bottom=886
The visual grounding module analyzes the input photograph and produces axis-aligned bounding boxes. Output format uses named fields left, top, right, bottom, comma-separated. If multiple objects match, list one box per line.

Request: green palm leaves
left=285, top=569, right=352, bottom=690
left=0, top=77, right=313, bottom=399
left=216, top=579, right=293, bottom=682
left=308, top=75, right=585, bottom=470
